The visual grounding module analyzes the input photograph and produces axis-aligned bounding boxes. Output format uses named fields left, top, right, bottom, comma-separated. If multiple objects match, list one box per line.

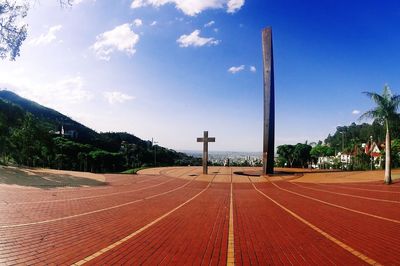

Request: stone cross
left=197, top=131, right=215, bottom=174
left=262, top=27, right=275, bottom=175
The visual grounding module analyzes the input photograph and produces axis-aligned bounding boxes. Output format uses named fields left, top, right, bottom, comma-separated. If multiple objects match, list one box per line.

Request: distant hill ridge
left=0, top=89, right=153, bottom=151
left=0, top=90, right=100, bottom=143
left=0, top=89, right=199, bottom=171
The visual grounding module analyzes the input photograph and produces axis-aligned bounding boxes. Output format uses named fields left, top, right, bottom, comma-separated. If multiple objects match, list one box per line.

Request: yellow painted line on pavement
left=269, top=180, right=400, bottom=224
left=0, top=175, right=199, bottom=228
left=319, top=183, right=400, bottom=194
left=251, top=181, right=381, bottom=266
left=72, top=175, right=217, bottom=265
left=9, top=178, right=175, bottom=205
left=227, top=170, right=235, bottom=266
left=292, top=182, right=400, bottom=204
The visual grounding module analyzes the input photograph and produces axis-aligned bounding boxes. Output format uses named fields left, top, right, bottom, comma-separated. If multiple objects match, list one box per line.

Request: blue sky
left=1, top=0, right=400, bottom=151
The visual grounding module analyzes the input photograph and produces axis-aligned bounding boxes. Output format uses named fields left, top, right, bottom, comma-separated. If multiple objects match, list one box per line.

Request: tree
left=11, top=113, right=50, bottom=166
left=120, top=141, right=137, bottom=168
left=361, top=85, right=400, bottom=184
left=0, top=113, right=9, bottom=163
left=277, top=145, right=295, bottom=167
left=0, top=0, right=72, bottom=60
left=88, top=149, right=123, bottom=173
left=310, top=144, right=334, bottom=165
left=391, top=139, right=400, bottom=168
left=293, top=143, right=312, bottom=168
left=0, top=0, right=28, bottom=60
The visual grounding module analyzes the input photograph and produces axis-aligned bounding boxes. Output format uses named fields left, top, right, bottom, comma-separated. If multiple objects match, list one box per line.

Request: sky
left=1, top=0, right=400, bottom=152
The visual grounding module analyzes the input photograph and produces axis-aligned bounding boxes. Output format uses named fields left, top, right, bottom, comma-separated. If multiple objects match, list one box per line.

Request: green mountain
left=0, top=89, right=200, bottom=172
left=0, top=90, right=99, bottom=143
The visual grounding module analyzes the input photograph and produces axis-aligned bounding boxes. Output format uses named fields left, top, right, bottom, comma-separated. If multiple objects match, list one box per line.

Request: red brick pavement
left=0, top=178, right=188, bottom=226
left=1, top=170, right=400, bottom=265
left=0, top=175, right=206, bottom=265
left=0, top=174, right=168, bottom=204
left=293, top=182, right=400, bottom=202
left=288, top=182, right=400, bottom=220
left=256, top=181, right=400, bottom=265
left=313, top=183, right=400, bottom=201
left=85, top=182, right=230, bottom=265
left=233, top=183, right=365, bottom=265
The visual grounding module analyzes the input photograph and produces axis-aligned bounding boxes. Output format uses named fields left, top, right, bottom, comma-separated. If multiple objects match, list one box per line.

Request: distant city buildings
left=315, top=141, right=383, bottom=170
left=209, top=153, right=262, bottom=166
left=183, top=151, right=263, bottom=167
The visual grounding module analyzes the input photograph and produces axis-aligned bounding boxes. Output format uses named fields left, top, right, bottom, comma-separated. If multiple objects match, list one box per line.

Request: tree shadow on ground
left=0, top=167, right=106, bottom=189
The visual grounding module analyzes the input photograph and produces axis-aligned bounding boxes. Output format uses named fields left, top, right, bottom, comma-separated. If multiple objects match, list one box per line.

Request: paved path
left=0, top=167, right=400, bottom=265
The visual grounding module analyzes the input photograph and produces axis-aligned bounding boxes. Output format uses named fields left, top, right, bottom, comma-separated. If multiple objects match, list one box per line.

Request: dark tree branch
left=0, top=0, right=72, bottom=60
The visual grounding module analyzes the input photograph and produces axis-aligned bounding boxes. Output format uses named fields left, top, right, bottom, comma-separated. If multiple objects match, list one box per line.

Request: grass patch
left=121, top=167, right=149, bottom=175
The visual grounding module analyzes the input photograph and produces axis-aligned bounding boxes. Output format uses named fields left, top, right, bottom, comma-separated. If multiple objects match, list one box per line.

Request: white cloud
left=72, top=0, right=97, bottom=4
left=29, top=25, right=62, bottom=46
left=133, top=19, right=143, bottom=27
left=228, top=65, right=245, bottom=74
left=130, top=0, right=245, bottom=16
left=72, top=0, right=87, bottom=4
left=0, top=74, right=93, bottom=109
left=91, top=23, right=139, bottom=61
left=204, top=20, right=215, bottom=27
left=177, top=30, right=220, bottom=47
left=131, top=0, right=145, bottom=8
left=352, top=110, right=361, bottom=115
left=51, top=77, right=93, bottom=103
left=227, top=0, right=244, bottom=13
left=150, top=20, right=157, bottom=26
left=250, top=66, right=256, bottom=72
left=103, top=91, right=135, bottom=104
left=0, top=72, right=97, bottom=128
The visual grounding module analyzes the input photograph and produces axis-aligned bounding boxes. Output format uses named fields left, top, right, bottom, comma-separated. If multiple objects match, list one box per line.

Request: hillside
left=0, top=89, right=200, bottom=171
left=0, top=90, right=99, bottom=143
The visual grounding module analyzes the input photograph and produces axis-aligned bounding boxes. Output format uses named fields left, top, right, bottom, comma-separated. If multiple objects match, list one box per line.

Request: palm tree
left=361, top=85, right=400, bottom=184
